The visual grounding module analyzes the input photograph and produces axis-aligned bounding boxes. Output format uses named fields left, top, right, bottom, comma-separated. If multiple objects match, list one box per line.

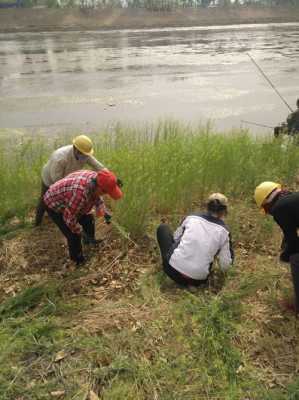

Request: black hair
left=297, top=98, right=299, bottom=108
left=207, top=199, right=227, bottom=214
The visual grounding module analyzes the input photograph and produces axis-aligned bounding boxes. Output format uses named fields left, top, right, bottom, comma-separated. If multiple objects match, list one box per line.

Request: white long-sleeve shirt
left=42, top=145, right=105, bottom=187
left=169, top=213, right=233, bottom=280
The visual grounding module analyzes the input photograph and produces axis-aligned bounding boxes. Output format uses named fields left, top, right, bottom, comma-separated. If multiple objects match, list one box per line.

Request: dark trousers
left=46, top=207, right=95, bottom=262
left=35, top=181, right=49, bottom=226
left=156, top=223, right=204, bottom=287
left=290, top=254, right=299, bottom=313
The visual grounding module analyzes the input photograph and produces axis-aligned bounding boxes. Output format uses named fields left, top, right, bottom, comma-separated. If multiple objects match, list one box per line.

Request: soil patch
left=0, top=217, right=157, bottom=301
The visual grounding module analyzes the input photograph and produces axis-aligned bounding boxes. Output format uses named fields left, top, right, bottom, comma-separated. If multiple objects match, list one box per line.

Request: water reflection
left=0, top=23, right=298, bottom=133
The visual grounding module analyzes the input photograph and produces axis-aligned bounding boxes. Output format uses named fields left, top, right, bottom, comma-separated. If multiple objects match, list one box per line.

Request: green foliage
left=176, top=293, right=242, bottom=385
left=0, top=268, right=297, bottom=399
left=0, top=282, right=69, bottom=321
left=0, top=135, right=49, bottom=226
left=1, top=124, right=299, bottom=238
left=96, top=123, right=299, bottom=236
left=46, top=0, right=59, bottom=7
left=21, top=0, right=36, bottom=6
left=0, top=286, right=46, bottom=320
left=2, top=125, right=299, bottom=399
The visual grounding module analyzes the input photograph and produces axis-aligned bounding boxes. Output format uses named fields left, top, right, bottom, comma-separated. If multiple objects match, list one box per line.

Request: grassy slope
left=1, top=221, right=298, bottom=399
left=1, top=125, right=299, bottom=399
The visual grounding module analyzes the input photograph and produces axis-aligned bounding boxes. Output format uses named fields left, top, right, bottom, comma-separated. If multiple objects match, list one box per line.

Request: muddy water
left=0, top=23, right=298, bottom=135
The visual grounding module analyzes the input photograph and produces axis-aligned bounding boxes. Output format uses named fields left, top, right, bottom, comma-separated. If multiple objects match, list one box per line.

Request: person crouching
left=156, top=193, right=234, bottom=287
left=43, top=169, right=123, bottom=265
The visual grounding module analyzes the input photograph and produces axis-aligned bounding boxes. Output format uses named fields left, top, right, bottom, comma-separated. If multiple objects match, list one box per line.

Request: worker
left=273, top=98, right=299, bottom=138
left=156, top=193, right=234, bottom=287
left=254, top=181, right=299, bottom=313
left=43, top=169, right=123, bottom=265
left=35, top=135, right=106, bottom=226
left=287, top=98, right=299, bottom=135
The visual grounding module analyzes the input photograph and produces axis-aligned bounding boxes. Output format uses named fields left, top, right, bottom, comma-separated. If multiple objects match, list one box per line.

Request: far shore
left=0, top=5, right=299, bottom=33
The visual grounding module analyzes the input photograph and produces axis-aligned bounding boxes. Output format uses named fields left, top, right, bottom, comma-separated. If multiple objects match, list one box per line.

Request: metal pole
left=247, top=52, right=293, bottom=113
left=241, top=120, right=275, bottom=129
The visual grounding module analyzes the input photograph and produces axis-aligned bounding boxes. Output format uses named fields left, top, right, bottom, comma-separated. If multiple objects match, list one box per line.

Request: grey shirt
left=42, top=145, right=105, bottom=187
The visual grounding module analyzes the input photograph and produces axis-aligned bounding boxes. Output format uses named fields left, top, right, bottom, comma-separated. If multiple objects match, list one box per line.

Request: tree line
left=74, top=0, right=299, bottom=10
left=2, top=0, right=298, bottom=11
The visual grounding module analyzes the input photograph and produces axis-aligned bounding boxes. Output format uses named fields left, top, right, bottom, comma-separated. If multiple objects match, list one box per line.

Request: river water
left=0, top=23, right=298, bottom=135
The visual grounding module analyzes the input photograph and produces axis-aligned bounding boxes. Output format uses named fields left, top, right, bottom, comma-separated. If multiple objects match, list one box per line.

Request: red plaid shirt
left=44, top=170, right=105, bottom=234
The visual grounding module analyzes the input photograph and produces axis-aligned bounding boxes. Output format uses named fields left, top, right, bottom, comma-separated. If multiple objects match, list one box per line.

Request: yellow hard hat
left=254, top=181, right=281, bottom=208
left=72, top=135, right=94, bottom=156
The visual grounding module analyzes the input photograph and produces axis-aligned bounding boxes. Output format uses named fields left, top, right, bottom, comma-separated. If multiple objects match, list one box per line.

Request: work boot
left=75, top=255, right=86, bottom=266
left=289, top=253, right=299, bottom=315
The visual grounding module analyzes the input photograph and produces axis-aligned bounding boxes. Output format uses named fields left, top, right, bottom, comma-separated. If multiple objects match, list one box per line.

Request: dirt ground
left=0, top=5, right=299, bottom=33
left=0, top=216, right=156, bottom=303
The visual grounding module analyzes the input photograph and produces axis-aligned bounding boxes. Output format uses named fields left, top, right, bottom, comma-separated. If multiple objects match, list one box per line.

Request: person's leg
left=157, top=223, right=204, bottom=287
left=46, top=207, right=84, bottom=264
left=162, top=260, right=189, bottom=286
left=79, top=214, right=95, bottom=237
left=79, top=214, right=102, bottom=245
left=35, top=182, right=49, bottom=226
left=290, top=254, right=299, bottom=313
left=157, top=223, right=174, bottom=261
left=162, top=261, right=205, bottom=287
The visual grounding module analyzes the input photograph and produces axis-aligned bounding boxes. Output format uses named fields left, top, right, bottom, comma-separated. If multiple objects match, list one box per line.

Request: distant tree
left=274, top=0, right=299, bottom=4
left=201, top=0, right=212, bottom=6
left=256, top=0, right=299, bottom=4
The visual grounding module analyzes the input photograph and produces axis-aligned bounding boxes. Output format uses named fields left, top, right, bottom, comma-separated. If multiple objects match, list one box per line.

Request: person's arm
left=94, top=197, right=106, bottom=216
left=173, top=218, right=186, bottom=242
left=274, top=212, right=299, bottom=261
left=62, top=190, right=86, bottom=234
left=218, top=232, right=234, bottom=272
left=86, top=155, right=106, bottom=171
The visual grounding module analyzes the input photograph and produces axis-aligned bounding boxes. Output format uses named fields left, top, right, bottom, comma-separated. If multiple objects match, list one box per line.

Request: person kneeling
left=44, top=169, right=123, bottom=265
left=156, top=193, right=234, bottom=287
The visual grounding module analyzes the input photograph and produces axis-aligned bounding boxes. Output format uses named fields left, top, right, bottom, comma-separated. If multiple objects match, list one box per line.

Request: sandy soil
left=0, top=5, right=299, bottom=33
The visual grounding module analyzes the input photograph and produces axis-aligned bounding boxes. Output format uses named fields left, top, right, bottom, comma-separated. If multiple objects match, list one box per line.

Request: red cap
left=96, top=170, right=123, bottom=200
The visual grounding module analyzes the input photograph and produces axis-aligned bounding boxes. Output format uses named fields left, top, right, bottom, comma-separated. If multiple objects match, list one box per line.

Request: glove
left=104, top=212, right=112, bottom=225
left=116, top=178, right=123, bottom=188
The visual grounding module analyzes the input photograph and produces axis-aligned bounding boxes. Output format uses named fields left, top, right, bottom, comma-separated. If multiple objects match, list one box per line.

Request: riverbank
left=1, top=125, right=299, bottom=398
left=1, top=5, right=299, bottom=33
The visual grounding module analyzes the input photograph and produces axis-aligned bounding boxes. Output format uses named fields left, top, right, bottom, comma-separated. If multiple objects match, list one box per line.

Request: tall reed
left=0, top=123, right=298, bottom=237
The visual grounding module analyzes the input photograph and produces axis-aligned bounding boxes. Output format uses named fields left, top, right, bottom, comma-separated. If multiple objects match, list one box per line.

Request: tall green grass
left=1, top=122, right=298, bottom=237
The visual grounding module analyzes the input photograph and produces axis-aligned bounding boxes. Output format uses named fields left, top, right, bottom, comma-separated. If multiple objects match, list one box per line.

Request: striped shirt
left=44, top=170, right=104, bottom=234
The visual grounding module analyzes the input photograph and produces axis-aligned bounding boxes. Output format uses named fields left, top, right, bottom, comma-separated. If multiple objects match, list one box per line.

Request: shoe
left=75, top=255, right=86, bottom=266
